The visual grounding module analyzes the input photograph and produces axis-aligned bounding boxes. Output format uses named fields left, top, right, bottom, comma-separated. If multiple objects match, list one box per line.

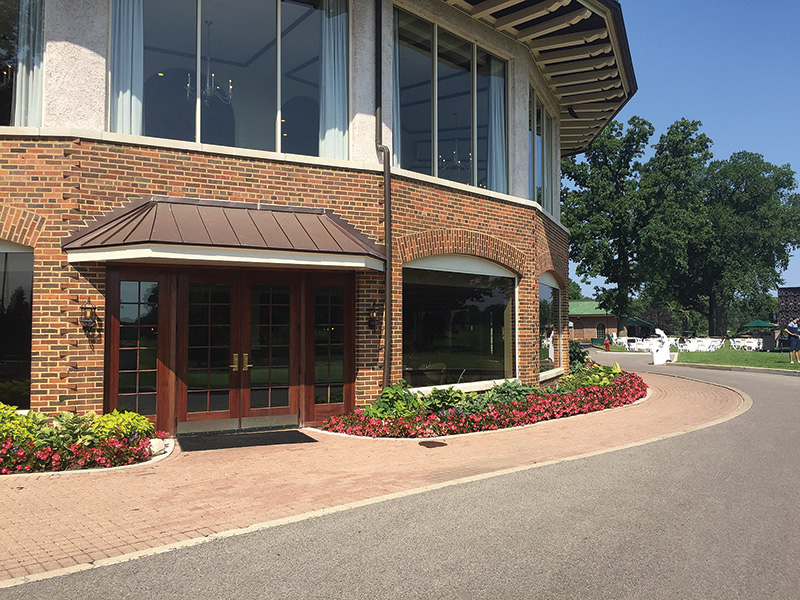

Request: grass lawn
left=677, top=346, right=798, bottom=370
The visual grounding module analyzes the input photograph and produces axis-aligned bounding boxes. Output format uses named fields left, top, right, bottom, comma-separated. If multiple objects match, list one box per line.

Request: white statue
left=651, top=327, right=671, bottom=365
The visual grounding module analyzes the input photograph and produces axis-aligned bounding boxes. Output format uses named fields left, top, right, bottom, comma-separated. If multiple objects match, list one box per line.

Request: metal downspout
left=375, top=0, right=392, bottom=388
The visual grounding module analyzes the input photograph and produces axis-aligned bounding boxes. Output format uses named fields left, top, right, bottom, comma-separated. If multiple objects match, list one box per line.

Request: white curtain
left=12, top=0, right=44, bottom=127
left=318, top=0, right=348, bottom=159
left=392, top=17, right=401, bottom=166
left=486, top=55, right=506, bottom=194
left=109, top=0, right=144, bottom=135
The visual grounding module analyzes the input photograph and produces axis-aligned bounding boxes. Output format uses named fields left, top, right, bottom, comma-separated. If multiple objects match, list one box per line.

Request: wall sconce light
left=79, top=298, right=98, bottom=335
left=367, top=302, right=382, bottom=333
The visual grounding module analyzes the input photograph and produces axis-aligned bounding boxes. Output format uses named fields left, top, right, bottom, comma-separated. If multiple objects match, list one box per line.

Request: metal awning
left=444, top=0, right=637, bottom=155
left=62, top=196, right=385, bottom=271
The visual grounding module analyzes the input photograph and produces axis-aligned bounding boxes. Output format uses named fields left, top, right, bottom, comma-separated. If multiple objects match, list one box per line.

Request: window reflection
left=394, top=9, right=507, bottom=192
left=403, top=268, right=515, bottom=387
left=539, top=282, right=560, bottom=370
left=111, top=0, right=347, bottom=158
left=0, top=251, right=33, bottom=408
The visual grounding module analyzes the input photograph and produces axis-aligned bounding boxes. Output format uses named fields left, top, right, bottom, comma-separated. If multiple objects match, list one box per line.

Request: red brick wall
left=0, top=135, right=569, bottom=414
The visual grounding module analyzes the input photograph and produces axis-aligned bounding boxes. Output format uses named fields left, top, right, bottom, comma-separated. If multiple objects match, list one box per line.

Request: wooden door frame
left=105, top=265, right=356, bottom=433
left=238, top=271, right=301, bottom=421
left=105, top=266, right=175, bottom=434
left=300, top=272, right=356, bottom=426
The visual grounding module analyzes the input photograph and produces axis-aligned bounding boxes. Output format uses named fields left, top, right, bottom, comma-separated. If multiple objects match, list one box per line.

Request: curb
left=665, top=362, right=800, bottom=378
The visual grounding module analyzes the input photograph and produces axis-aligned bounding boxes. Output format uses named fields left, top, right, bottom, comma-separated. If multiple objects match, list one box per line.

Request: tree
left=561, top=116, right=654, bottom=334
left=695, top=152, right=799, bottom=334
left=637, top=118, right=713, bottom=324
left=567, top=278, right=587, bottom=300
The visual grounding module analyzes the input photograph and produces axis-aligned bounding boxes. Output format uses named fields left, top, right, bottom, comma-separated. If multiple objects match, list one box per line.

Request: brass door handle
left=242, top=353, right=254, bottom=372
left=230, top=353, right=239, bottom=371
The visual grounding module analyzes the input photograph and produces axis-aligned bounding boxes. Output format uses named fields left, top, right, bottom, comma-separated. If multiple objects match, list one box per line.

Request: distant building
left=569, top=301, right=617, bottom=341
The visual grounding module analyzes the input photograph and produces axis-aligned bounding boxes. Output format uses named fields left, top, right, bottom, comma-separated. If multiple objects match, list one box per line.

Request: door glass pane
left=187, top=282, right=231, bottom=413
left=117, top=280, right=158, bottom=416
left=249, top=285, right=292, bottom=409
left=0, top=252, right=33, bottom=408
left=437, top=30, right=472, bottom=185
left=314, top=285, right=345, bottom=404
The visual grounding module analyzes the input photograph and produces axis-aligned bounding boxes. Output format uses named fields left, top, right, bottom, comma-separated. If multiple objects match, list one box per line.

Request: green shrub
left=0, top=403, right=47, bottom=445
left=425, top=387, right=465, bottom=413
left=569, top=341, right=589, bottom=365
left=36, top=411, right=97, bottom=452
left=557, top=362, right=621, bottom=392
left=93, top=410, right=155, bottom=440
left=361, top=380, right=429, bottom=418
left=482, top=380, right=540, bottom=405
left=453, top=392, right=490, bottom=416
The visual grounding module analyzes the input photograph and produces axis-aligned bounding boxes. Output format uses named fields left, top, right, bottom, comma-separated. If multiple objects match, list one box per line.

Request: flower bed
left=1, top=404, right=167, bottom=474
left=323, top=368, right=647, bottom=438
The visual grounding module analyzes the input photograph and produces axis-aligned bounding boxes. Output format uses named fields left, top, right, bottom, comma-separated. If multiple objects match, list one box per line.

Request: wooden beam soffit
left=516, top=8, right=592, bottom=42
left=563, top=89, right=624, bottom=104
left=543, top=55, right=615, bottom=76
left=537, top=42, right=612, bottom=64
left=555, top=79, right=621, bottom=97
left=532, top=27, right=608, bottom=51
left=549, top=67, right=618, bottom=87
left=493, top=0, right=571, bottom=31
left=469, top=0, right=522, bottom=19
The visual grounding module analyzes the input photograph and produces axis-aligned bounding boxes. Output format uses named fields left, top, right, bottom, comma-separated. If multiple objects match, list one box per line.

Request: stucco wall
left=43, top=0, right=108, bottom=131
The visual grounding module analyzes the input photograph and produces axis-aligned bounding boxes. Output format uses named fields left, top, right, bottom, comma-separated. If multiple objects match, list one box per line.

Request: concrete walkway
left=0, top=372, right=747, bottom=586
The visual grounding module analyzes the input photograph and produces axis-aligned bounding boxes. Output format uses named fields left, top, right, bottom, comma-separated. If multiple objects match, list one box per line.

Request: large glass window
left=110, top=0, right=348, bottom=158
left=0, top=248, right=33, bottom=408
left=0, top=0, right=44, bottom=127
left=394, top=9, right=507, bottom=192
left=403, top=268, right=515, bottom=387
left=539, top=281, right=560, bottom=371
left=530, top=89, right=555, bottom=214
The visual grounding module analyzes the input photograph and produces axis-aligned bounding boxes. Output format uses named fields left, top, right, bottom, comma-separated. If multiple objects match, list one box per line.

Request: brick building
left=0, top=0, right=635, bottom=434
left=568, top=300, right=618, bottom=342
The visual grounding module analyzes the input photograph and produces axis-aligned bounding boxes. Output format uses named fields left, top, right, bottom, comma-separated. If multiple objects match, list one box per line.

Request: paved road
left=2, top=355, right=799, bottom=599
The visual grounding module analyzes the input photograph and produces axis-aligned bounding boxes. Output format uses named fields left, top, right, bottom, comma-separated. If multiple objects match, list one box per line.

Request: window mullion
left=432, top=24, right=438, bottom=179
left=195, top=0, right=202, bottom=143
left=471, top=43, right=477, bottom=187
left=276, top=0, right=283, bottom=152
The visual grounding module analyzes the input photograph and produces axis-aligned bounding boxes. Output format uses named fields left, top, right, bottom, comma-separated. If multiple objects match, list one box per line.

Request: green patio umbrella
left=742, top=320, right=777, bottom=328
left=626, top=316, right=653, bottom=327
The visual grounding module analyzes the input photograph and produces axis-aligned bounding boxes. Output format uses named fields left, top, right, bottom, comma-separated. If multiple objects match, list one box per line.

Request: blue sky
left=569, top=0, right=800, bottom=295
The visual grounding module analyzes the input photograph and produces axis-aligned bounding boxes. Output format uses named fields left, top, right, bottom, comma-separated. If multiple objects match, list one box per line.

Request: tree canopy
left=562, top=117, right=800, bottom=335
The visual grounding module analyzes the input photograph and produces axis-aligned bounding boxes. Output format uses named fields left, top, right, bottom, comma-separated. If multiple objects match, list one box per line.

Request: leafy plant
left=425, top=387, right=465, bottom=413
left=93, top=410, right=155, bottom=440
left=557, top=362, right=621, bottom=392
left=0, top=403, right=160, bottom=474
left=361, top=380, right=429, bottom=418
left=569, top=340, right=589, bottom=365
left=452, top=392, right=490, bottom=416
left=482, top=380, right=540, bottom=405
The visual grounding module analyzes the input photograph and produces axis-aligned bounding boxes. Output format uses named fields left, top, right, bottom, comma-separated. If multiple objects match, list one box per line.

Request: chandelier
left=1, top=64, right=13, bottom=89
left=438, top=113, right=471, bottom=172
left=438, top=138, right=471, bottom=172
left=186, top=20, right=233, bottom=105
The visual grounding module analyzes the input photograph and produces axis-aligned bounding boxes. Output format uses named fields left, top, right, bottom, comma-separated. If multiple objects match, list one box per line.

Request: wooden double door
left=106, top=268, right=354, bottom=434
